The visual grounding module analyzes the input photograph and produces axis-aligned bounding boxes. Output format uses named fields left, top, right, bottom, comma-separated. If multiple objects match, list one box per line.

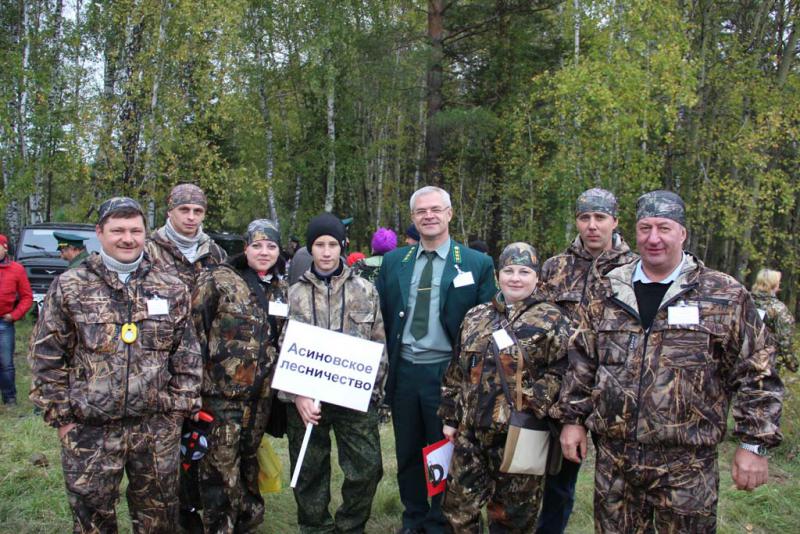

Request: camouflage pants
left=196, top=397, right=272, bottom=534
left=286, top=402, right=383, bottom=534
left=594, top=439, right=719, bottom=534
left=59, top=413, right=182, bottom=534
left=442, top=427, right=543, bottom=533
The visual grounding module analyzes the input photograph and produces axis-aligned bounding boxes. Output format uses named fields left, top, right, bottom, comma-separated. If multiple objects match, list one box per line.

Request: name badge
left=147, top=298, right=169, bottom=316
left=269, top=301, right=289, bottom=317
left=667, top=305, right=699, bottom=325
left=492, top=329, right=514, bottom=350
left=453, top=271, right=475, bottom=288
left=757, top=308, right=766, bottom=320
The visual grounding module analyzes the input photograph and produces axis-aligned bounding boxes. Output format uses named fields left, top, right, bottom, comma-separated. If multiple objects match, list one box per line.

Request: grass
left=3, top=314, right=799, bottom=532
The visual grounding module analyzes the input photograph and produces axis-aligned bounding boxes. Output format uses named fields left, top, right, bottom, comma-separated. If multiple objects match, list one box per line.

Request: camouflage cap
left=636, top=190, right=686, bottom=226
left=245, top=218, right=281, bottom=247
left=498, top=242, right=540, bottom=273
left=97, top=197, right=145, bottom=225
left=576, top=188, right=618, bottom=217
left=167, top=183, right=207, bottom=211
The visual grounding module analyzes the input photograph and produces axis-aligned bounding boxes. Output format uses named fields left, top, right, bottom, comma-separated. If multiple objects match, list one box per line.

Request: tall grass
left=2, top=315, right=798, bottom=533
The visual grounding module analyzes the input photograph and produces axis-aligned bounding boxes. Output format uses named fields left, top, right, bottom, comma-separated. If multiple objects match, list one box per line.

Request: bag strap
left=492, top=312, right=527, bottom=412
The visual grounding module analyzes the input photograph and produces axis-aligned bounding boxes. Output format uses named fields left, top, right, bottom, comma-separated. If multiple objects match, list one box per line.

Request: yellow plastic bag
left=257, top=436, right=282, bottom=494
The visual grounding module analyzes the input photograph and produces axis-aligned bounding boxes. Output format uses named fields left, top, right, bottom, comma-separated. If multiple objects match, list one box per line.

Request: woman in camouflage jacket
left=751, top=268, right=798, bottom=372
left=438, top=242, right=570, bottom=533
left=190, top=219, right=288, bottom=533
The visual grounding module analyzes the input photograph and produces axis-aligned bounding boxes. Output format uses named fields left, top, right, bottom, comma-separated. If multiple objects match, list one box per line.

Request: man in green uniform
left=54, top=231, right=89, bottom=269
left=377, top=186, right=496, bottom=534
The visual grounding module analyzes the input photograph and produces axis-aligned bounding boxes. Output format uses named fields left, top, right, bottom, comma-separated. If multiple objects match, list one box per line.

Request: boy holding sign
left=280, top=213, right=388, bottom=533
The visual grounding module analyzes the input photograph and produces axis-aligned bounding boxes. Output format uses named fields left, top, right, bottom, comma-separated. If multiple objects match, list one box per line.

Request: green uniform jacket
left=377, top=240, right=496, bottom=403
left=67, top=249, right=89, bottom=269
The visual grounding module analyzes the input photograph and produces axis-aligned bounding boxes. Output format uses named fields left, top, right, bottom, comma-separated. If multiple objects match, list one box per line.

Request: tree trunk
left=424, top=0, right=445, bottom=185
left=141, top=0, right=168, bottom=206
left=573, top=0, right=581, bottom=64
left=777, top=8, right=798, bottom=87
left=324, top=58, right=336, bottom=213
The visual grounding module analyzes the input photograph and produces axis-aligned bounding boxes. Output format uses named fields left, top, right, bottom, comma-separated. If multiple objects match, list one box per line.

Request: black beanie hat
left=306, top=213, right=347, bottom=252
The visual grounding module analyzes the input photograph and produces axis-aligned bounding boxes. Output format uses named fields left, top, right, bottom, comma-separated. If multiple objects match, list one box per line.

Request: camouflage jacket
left=752, top=290, right=798, bottom=372
left=439, top=292, right=570, bottom=432
left=540, top=233, right=637, bottom=320
left=192, top=254, right=288, bottom=402
left=557, top=254, right=783, bottom=448
left=282, top=264, right=388, bottom=405
left=351, top=255, right=383, bottom=285
left=145, top=225, right=227, bottom=292
left=29, top=253, right=202, bottom=427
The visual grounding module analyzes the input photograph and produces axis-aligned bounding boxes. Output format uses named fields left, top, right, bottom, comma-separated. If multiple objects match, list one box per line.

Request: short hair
left=98, top=208, right=146, bottom=230
left=752, top=268, right=781, bottom=293
left=410, top=186, right=452, bottom=212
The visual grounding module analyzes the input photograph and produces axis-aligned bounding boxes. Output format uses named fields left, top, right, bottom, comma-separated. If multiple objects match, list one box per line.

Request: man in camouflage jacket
left=145, top=183, right=227, bottom=292
left=145, top=183, right=227, bottom=530
left=558, top=191, right=783, bottom=533
left=191, top=219, right=288, bottom=533
left=29, top=197, right=202, bottom=533
left=537, top=188, right=637, bottom=534
left=752, top=284, right=798, bottom=373
left=282, top=213, right=388, bottom=534
left=439, top=243, right=570, bottom=532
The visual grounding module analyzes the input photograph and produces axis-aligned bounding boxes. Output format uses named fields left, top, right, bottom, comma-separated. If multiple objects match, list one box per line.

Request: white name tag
left=492, top=329, right=514, bottom=350
left=667, top=305, right=699, bottom=325
left=147, top=298, right=169, bottom=316
left=270, top=301, right=289, bottom=317
left=757, top=308, right=766, bottom=320
left=453, top=271, right=475, bottom=288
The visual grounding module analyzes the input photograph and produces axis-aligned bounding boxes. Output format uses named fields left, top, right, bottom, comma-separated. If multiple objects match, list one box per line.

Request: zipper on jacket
left=122, top=287, right=133, bottom=418
left=627, top=283, right=698, bottom=442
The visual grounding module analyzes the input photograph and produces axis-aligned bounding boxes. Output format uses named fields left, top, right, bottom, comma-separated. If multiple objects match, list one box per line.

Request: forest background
left=2, top=0, right=799, bottom=309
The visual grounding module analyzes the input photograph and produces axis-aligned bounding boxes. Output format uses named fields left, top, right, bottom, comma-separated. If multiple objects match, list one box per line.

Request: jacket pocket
left=347, top=310, right=375, bottom=338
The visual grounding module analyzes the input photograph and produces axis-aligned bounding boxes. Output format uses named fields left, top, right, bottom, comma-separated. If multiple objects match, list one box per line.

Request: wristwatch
left=739, top=442, right=768, bottom=457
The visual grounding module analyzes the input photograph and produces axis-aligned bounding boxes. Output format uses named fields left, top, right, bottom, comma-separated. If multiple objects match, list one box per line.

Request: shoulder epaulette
left=453, top=244, right=463, bottom=265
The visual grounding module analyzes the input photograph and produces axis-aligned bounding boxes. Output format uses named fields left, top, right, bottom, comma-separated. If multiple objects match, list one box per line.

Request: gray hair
left=409, top=186, right=452, bottom=212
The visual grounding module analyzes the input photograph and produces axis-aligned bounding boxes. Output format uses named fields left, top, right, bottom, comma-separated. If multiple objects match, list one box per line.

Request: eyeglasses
left=413, top=206, right=449, bottom=217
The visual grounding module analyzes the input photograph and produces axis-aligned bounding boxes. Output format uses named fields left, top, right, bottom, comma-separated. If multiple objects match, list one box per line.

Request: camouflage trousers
left=594, top=439, right=719, bottom=534
left=286, top=402, right=383, bottom=534
left=196, top=396, right=272, bottom=534
left=442, top=427, right=543, bottom=533
left=59, top=413, right=182, bottom=534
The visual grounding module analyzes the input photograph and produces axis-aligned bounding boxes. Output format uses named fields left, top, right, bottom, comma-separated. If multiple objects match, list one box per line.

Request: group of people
left=19, top=181, right=789, bottom=534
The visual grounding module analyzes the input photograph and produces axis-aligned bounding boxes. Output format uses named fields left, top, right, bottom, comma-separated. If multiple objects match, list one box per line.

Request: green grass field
left=2, top=314, right=798, bottom=533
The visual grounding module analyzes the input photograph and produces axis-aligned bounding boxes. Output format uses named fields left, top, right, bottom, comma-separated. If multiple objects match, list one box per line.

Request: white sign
left=273, top=320, right=384, bottom=412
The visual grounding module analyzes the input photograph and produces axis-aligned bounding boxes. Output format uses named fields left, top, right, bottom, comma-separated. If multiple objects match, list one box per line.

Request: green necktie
left=410, top=251, right=436, bottom=340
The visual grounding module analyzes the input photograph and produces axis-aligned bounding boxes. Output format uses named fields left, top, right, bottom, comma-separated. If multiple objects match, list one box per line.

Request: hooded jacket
left=558, top=254, right=783, bottom=448
left=145, top=225, right=227, bottom=292
left=540, top=233, right=637, bottom=320
left=29, top=253, right=201, bottom=427
left=192, top=253, right=288, bottom=402
left=282, top=262, right=388, bottom=406
left=439, top=291, right=570, bottom=432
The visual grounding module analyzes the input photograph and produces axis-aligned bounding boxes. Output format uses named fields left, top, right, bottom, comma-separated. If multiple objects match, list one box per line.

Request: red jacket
left=0, top=259, right=33, bottom=321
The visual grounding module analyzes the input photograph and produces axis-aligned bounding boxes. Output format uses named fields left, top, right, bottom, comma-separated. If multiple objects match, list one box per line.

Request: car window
left=17, top=228, right=101, bottom=259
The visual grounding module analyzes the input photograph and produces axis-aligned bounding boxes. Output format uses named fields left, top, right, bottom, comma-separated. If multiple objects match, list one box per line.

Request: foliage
left=1, top=0, right=799, bottom=306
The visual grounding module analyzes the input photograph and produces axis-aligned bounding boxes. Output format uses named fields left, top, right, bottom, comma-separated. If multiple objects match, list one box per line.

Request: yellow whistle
left=121, top=323, right=138, bottom=344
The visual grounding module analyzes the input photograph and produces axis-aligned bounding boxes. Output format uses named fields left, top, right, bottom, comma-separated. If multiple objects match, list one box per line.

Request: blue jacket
left=376, top=240, right=496, bottom=402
